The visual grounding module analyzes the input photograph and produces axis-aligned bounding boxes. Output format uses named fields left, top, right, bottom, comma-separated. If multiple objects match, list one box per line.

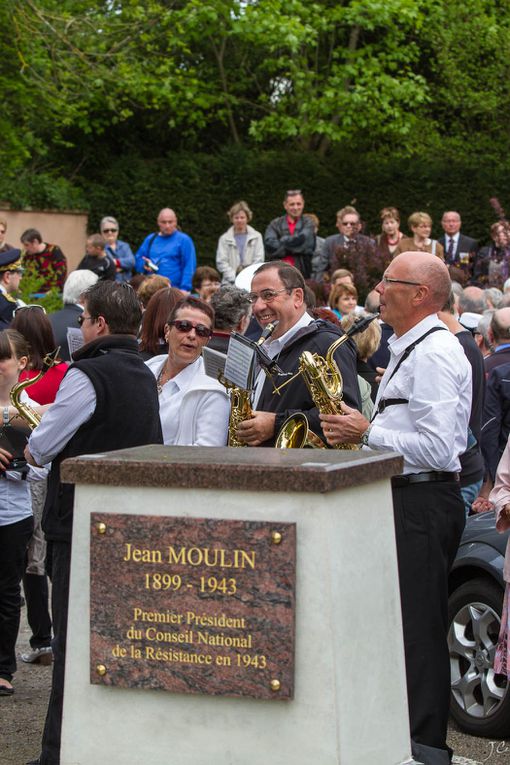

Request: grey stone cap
left=61, top=445, right=403, bottom=494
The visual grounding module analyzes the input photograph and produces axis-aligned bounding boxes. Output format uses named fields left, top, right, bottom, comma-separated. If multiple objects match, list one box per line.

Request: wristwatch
left=360, top=425, right=372, bottom=447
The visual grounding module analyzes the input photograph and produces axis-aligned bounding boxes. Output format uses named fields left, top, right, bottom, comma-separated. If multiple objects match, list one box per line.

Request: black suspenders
left=372, top=327, right=447, bottom=420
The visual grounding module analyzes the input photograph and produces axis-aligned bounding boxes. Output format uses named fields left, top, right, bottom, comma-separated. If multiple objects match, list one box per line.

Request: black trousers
left=23, top=571, right=52, bottom=650
left=392, top=481, right=465, bottom=762
left=0, top=516, right=33, bottom=682
left=40, top=540, right=71, bottom=765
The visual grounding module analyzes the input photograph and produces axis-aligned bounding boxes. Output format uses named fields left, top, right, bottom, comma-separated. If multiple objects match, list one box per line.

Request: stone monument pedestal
left=60, top=445, right=415, bottom=765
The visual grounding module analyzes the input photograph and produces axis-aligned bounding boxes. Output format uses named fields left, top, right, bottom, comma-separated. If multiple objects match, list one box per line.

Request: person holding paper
left=145, top=296, right=229, bottom=446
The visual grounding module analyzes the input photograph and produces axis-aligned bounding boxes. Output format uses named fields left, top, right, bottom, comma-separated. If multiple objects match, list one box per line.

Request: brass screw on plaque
left=270, top=679, right=281, bottom=692
left=97, top=522, right=107, bottom=535
left=271, top=531, right=282, bottom=545
left=96, top=664, right=107, bottom=676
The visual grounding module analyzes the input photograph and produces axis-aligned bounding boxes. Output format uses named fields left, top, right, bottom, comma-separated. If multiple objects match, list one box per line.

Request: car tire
left=448, top=577, right=510, bottom=737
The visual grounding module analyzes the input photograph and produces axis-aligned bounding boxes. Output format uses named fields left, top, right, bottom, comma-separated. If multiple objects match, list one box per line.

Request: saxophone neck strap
left=373, top=326, right=447, bottom=420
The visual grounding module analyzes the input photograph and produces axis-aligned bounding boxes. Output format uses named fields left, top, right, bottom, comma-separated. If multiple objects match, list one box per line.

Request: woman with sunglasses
left=145, top=296, right=229, bottom=446
left=100, top=216, right=135, bottom=283
left=0, top=330, right=47, bottom=696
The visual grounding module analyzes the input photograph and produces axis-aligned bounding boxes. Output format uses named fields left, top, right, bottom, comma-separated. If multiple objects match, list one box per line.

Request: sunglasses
left=77, top=314, right=96, bottom=326
left=13, top=303, right=46, bottom=316
left=169, top=319, right=212, bottom=338
left=102, top=228, right=118, bottom=233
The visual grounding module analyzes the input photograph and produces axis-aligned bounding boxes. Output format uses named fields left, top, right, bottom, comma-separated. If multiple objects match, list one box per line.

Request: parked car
left=448, top=510, right=510, bottom=737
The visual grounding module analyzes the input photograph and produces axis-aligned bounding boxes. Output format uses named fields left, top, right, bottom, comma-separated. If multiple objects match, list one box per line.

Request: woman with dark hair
left=145, top=297, right=229, bottom=445
left=11, top=306, right=68, bottom=405
left=138, top=287, right=184, bottom=360
left=0, top=330, right=47, bottom=695
left=9, top=307, right=66, bottom=669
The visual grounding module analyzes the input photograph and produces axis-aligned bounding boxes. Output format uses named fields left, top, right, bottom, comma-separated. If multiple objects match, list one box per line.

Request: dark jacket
left=0, top=291, right=16, bottom=330
left=256, top=320, right=361, bottom=446
left=439, top=233, right=478, bottom=284
left=42, top=335, right=163, bottom=541
left=456, top=330, right=485, bottom=487
left=49, top=303, right=82, bottom=361
left=325, top=234, right=381, bottom=300
left=264, top=216, right=315, bottom=278
left=484, top=346, right=510, bottom=377
left=481, top=360, right=510, bottom=482
left=77, top=254, right=116, bottom=281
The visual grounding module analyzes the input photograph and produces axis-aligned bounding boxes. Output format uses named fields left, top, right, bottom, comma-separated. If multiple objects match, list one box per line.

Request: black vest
left=42, top=335, right=163, bottom=542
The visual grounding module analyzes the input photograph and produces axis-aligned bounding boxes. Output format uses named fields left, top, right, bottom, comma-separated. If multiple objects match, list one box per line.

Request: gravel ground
left=1, top=610, right=508, bottom=765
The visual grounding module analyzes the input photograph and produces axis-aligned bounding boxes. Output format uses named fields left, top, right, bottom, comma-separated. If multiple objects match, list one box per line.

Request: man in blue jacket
left=135, top=208, right=196, bottom=292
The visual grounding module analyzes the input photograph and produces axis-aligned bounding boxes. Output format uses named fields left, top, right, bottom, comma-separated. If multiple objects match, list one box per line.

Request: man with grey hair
left=458, top=285, right=487, bottom=315
left=49, top=270, right=99, bottom=360
left=475, top=310, right=495, bottom=358
left=457, top=285, right=488, bottom=333
left=208, top=286, right=252, bottom=354
left=485, top=306, right=510, bottom=375
left=100, top=216, right=134, bottom=283
left=320, top=252, right=472, bottom=765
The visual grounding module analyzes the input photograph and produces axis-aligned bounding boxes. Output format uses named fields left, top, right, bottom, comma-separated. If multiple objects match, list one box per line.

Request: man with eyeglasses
left=263, top=190, right=316, bottom=278
left=235, top=261, right=360, bottom=447
left=0, top=248, right=25, bottom=330
left=323, top=206, right=377, bottom=298
left=24, top=281, right=162, bottom=765
left=319, top=252, right=472, bottom=765
left=135, top=208, right=196, bottom=292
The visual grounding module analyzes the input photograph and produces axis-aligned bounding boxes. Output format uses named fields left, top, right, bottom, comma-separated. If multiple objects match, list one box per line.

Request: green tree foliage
left=8, top=0, right=434, bottom=159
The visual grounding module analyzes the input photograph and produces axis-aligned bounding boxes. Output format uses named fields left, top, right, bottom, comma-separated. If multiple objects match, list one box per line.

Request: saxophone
left=277, top=313, right=378, bottom=450
left=220, top=322, right=278, bottom=447
left=9, top=349, right=60, bottom=429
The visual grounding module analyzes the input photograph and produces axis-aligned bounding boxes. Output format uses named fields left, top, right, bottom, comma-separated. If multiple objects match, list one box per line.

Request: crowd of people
left=2, top=190, right=510, bottom=765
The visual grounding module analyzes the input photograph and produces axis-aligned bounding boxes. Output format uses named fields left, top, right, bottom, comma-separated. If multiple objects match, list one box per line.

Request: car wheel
left=448, top=577, right=510, bottom=737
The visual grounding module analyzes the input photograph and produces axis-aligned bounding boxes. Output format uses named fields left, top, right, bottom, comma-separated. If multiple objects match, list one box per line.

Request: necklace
left=156, top=360, right=170, bottom=394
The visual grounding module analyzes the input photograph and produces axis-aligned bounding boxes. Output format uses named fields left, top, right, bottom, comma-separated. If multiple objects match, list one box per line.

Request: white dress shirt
left=29, top=368, right=96, bottom=465
left=368, top=314, right=472, bottom=474
left=146, top=355, right=229, bottom=446
left=252, top=312, right=314, bottom=408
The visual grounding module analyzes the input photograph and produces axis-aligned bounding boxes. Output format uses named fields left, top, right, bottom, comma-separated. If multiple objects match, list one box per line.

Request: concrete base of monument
left=59, top=445, right=415, bottom=765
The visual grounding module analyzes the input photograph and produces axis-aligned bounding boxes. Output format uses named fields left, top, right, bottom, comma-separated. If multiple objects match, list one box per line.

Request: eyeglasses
left=102, top=228, right=118, bottom=234
left=13, top=304, right=46, bottom=316
left=340, top=221, right=358, bottom=227
left=77, top=314, right=95, bottom=326
left=381, top=276, right=422, bottom=287
left=247, top=288, right=290, bottom=304
left=169, top=320, right=212, bottom=338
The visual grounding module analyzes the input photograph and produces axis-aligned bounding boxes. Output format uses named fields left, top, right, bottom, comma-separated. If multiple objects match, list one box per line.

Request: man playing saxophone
left=235, top=261, right=361, bottom=446
left=318, top=253, right=472, bottom=765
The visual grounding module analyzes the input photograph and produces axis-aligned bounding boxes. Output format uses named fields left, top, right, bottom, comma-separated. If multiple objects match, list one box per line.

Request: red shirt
left=282, top=216, right=297, bottom=267
left=19, top=362, right=68, bottom=404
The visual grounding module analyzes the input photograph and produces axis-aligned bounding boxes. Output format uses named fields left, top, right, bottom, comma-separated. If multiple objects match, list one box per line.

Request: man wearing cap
left=0, top=249, right=24, bottom=329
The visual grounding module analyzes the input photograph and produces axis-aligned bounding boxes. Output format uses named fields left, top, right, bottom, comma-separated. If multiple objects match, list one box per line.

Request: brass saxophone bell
left=275, top=412, right=326, bottom=449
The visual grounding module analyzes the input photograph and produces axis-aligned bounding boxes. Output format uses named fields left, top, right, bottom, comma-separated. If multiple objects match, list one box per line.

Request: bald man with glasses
left=319, top=252, right=472, bottom=765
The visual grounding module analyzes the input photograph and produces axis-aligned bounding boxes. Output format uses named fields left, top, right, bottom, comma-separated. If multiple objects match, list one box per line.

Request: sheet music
left=202, top=347, right=227, bottom=381
left=67, top=327, right=84, bottom=358
left=224, top=334, right=257, bottom=389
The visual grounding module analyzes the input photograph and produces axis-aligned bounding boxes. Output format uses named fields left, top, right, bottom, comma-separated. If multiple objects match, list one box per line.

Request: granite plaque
left=90, top=513, right=296, bottom=700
